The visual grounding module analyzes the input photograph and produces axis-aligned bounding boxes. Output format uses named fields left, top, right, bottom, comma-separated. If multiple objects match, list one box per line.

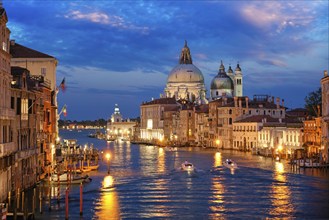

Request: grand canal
left=34, top=129, right=329, bottom=219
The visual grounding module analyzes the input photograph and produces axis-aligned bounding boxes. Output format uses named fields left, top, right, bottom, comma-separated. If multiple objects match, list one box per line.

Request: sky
left=5, top=0, right=329, bottom=121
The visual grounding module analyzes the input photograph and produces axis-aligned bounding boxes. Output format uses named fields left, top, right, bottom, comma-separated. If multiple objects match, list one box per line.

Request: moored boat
left=50, top=172, right=91, bottom=184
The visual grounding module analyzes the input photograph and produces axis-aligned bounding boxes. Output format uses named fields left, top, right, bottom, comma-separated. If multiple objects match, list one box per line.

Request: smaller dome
left=211, top=61, right=234, bottom=90
left=211, top=73, right=234, bottom=90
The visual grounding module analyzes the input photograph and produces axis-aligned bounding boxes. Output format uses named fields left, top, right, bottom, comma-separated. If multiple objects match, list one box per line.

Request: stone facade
left=0, top=7, right=15, bottom=203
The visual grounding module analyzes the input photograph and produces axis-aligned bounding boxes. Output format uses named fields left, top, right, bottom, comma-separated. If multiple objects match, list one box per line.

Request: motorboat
left=181, top=161, right=195, bottom=172
left=223, top=159, right=238, bottom=169
left=50, top=172, right=91, bottom=184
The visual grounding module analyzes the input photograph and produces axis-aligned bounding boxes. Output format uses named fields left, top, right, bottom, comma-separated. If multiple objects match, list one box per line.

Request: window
left=16, top=98, right=21, bottom=115
left=2, top=42, right=7, bottom=51
left=229, top=118, right=232, bottom=125
left=237, top=79, right=242, bottom=85
left=147, top=119, right=153, bottom=129
left=11, top=97, right=15, bottom=109
left=216, top=91, right=218, bottom=96
left=41, top=68, right=47, bottom=76
left=28, top=99, right=33, bottom=114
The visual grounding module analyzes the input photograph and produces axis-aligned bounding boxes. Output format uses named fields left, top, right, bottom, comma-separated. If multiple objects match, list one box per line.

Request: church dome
left=211, top=61, right=234, bottom=90
left=167, top=40, right=204, bottom=84
left=167, top=64, right=204, bottom=83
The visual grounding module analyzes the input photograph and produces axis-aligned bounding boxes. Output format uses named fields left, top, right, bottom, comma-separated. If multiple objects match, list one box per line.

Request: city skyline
left=5, top=0, right=328, bottom=120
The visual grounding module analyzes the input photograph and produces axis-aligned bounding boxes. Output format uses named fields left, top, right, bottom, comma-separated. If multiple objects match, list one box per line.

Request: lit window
left=2, top=42, right=7, bottom=51
left=147, top=119, right=153, bottom=129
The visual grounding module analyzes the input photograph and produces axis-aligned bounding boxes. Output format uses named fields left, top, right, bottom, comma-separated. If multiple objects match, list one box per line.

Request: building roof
left=235, top=115, right=278, bottom=123
left=10, top=41, right=55, bottom=59
left=195, top=104, right=209, bottom=113
left=235, top=115, right=303, bottom=128
left=141, top=97, right=177, bottom=106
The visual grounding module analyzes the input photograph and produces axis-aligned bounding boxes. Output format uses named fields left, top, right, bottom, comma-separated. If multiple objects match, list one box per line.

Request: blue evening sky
left=5, top=0, right=328, bottom=120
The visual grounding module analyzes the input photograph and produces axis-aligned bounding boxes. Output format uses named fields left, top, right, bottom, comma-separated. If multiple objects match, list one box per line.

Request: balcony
left=0, top=142, right=16, bottom=157
left=0, top=107, right=15, bottom=119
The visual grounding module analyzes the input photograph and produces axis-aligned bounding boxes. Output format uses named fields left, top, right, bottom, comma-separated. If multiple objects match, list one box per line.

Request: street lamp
left=105, top=153, right=111, bottom=174
left=216, top=139, right=220, bottom=151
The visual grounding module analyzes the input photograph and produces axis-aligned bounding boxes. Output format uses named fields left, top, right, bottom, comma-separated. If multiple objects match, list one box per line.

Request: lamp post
left=105, top=153, right=111, bottom=174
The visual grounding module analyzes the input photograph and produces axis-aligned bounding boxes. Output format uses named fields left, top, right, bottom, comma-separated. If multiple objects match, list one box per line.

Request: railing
left=0, top=142, right=16, bottom=157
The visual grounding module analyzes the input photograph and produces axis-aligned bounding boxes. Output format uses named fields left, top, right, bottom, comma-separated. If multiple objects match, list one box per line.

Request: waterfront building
left=321, top=70, right=329, bottom=163
left=10, top=39, right=59, bottom=162
left=10, top=40, right=59, bottom=165
left=106, top=104, right=137, bottom=141
left=140, top=97, right=178, bottom=143
left=236, top=115, right=303, bottom=157
left=194, top=104, right=209, bottom=147
left=163, top=105, right=180, bottom=144
left=0, top=6, right=15, bottom=203
left=303, top=118, right=322, bottom=157
left=172, top=101, right=196, bottom=146
left=211, top=95, right=285, bottom=150
left=164, top=41, right=207, bottom=104
left=10, top=67, right=41, bottom=191
left=233, top=115, right=264, bottom=152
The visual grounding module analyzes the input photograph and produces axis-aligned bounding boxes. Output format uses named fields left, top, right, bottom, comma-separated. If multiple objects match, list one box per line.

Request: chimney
left=325, top=70, right=328, bottom=77
left=10, top=40, right=16, bottom=46
left=282, top=99, right=284, bottom=108
left=276, top=97, right=280, bottom=109
left=272, top=96, right=275, bottom=103
left=246, top=97, right=249, bottom=110
left=238, top=98, right=242, bottom=108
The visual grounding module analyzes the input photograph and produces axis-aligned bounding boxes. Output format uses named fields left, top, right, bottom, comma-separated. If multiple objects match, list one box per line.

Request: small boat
left=181, top=161, right=195, bottom=172
left=223, top=159, right=238, bottom=169
left=50, top=173, right=91, bottom=184
left=80, top=164, right=99, bottom=172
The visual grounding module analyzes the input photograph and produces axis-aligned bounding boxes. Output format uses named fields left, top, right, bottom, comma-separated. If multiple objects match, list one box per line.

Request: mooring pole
left=79, top=183, right=83, bottom=216
left=65, top=188, right=69, bottom=220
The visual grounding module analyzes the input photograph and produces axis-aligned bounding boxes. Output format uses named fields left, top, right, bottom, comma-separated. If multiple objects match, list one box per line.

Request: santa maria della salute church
left=164, top=41, right=243, bottom=103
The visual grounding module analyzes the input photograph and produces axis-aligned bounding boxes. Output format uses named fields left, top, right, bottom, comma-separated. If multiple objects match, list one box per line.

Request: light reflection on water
left=209, top=152, right=225, bottom=219
left=94, top=189, right=120, bottom=219
left=269, top=161, right=294, bottom=217
left=36, top=130, right=329, bottom=219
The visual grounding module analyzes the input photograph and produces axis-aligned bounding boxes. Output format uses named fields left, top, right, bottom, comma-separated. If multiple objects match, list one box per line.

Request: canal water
left=34, top=129, right=329, bottom=219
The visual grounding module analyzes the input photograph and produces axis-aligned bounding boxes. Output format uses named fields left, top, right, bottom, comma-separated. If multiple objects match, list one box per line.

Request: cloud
left=240, top=1, right=316, bottom=34
left=63, top=10, right=149, bottom=34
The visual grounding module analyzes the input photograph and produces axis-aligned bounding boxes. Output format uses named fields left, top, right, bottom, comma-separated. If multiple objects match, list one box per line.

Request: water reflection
left=209, top=152, right=225, bottom=219
left=157, top=147, right=166, bottom=173
left=269, top=161, right=294, bottom=217
left=94, top=176, right=120, bottom=219
left=214, top=152, right=222, bottom=167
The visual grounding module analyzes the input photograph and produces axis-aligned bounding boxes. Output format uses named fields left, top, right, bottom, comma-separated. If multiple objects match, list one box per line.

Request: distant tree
left=304, top=87, right=322, bottom=117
